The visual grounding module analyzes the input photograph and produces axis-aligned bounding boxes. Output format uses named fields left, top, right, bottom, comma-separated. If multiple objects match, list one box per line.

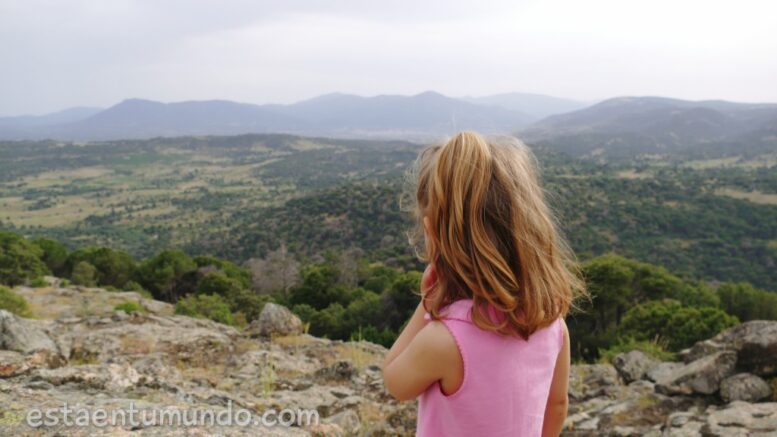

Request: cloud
left=0, top=0, right=775, bottom=115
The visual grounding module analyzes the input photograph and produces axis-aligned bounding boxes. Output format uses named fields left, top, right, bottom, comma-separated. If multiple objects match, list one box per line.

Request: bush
left=32, top=238, right=68, bottom=276
left=175, top=294, right=234, bottom=325
left=197, top=272, right=269, bottom=321
left=0, top=286, right=32, bottom=317
left=0, top=231, right=48, bottom=286
left=123, top=280, right=152, bottom=299
left=718, top=282, right=777, bottom=321
left=598, top=337, right=675, bottom=363
left=114, top=301, right=142, bottom=314
left=71, top=261, right=97, bottom=286
left=66, top=247, right=136, bottom=288
left=620, top=299, right=739, bottom=351
left=137, top=249, right=196, bottom=301
left=29, top=277, right=49, bottom=288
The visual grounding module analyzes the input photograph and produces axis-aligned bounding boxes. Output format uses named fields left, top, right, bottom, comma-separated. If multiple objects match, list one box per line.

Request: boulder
left=0, top=309, right=58, bottom=354
left=655, top=351, right=737, bottom=395
left=719, top=373, right=772, bottom=403
left=246, top=303, right=303, bottom=337
left=686, top=321, right=777, bottom=376
left=612, top=350, right=660, bottom=383
left=646, top=361, right=683, bottom=383
left=702, top=401, right=777, bottom=436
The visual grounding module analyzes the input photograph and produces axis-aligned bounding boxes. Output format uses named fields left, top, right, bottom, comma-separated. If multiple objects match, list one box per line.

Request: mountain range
left=521, top=96, right=777, bottom=158
left=1, top=92, right=776, bottom=159
left=0, top=91, right=562, bottom=142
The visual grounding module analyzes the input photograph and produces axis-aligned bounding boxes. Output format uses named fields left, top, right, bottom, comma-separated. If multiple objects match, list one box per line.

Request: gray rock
left=702, top=401, right=777, bottom=436
left=246, top=303, right=303, bottom=337
left=316, top=360, right=356, bottom=381
left=568, top=364, right=621, bottom=401
left=0, top=309, right=58, bottom=354
left=612, top=350, right=660, bottom=383
left=655, top=351, right=737, bottom=395
left=719, top=373, right=772, bottom=403
left=647, top=362, right=684, bottom=383
left=0, top=350, right=28, bottom=377
left=687, top=321, right=777, bottom=377
left=323, top=409, right=361, bottom=435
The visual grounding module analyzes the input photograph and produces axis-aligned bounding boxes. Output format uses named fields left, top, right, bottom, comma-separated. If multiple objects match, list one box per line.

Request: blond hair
left=409, top=131, right=586, bottom=339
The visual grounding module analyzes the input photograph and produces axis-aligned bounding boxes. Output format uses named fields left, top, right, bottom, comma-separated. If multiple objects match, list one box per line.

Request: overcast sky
left=1, top=0, right=776, bottom=116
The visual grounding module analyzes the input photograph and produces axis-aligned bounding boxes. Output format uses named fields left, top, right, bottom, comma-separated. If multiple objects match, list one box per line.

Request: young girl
left=383, top=131, right=585, bottom=437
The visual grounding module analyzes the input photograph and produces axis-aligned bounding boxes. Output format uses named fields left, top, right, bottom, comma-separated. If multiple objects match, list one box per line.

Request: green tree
left=582, top=254, right=635, bottom=331
left=717, top=282, right=777, bottom=321
left=0, top=231, right=48, bottom=286
left=289, top=262, right=349, bottom=310
left=66, top=247, right=136, bottom=288
left=193, top=256, right=252, bottom=289
left=197, top=271, right=269, bottom=321
left=309, top=303, right=346, bottom=338
left=32, top=238, right=69, bottom=276
left=137, top=249, right=196, bottom=301
left=71, top=261, right=97, bottom=286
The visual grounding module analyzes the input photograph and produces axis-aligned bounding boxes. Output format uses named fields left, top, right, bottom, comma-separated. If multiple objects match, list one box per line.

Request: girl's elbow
left=382, top=367, right=415, bottom=401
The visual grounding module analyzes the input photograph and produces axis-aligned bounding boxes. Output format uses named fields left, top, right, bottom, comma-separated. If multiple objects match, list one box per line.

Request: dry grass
left=714, top=188, right=777, bottom=205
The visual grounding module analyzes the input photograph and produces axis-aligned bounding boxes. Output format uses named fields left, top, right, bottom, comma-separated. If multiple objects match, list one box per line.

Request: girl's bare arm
left=542, top=318, right=571, bottom=437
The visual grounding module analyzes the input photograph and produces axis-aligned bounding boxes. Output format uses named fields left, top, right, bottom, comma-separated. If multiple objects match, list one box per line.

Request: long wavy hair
left=408, top=131, right=586, bottom=339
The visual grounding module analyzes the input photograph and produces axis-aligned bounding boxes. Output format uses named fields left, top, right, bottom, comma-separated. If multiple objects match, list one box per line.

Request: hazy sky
left=1, top=0, right=776, bottom=116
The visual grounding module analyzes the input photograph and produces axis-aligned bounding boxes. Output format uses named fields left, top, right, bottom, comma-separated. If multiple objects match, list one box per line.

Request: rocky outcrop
left=247, top=302, right=304, bottom=338
left=1, top=284, right=776, bottom=436
left=0, top=284, right=410, bottom=436
left=565, top=322, right=777, bottom=436
left=686, top=320, right=777, bottom=376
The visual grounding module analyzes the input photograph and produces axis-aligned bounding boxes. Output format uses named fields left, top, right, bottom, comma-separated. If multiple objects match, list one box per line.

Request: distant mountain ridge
left=520, top=96, right=777, bottom=159
left=0, top=91, right=553, bottom=141
left=461, top=92, right=589, bottom=119
left=3, top=93, right=775, bottom=159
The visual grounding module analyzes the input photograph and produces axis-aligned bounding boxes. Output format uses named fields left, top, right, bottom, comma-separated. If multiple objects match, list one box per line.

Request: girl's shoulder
left=423, top=298, right=474, bottom=323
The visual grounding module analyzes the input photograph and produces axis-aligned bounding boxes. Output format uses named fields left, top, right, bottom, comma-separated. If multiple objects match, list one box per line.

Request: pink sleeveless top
left=417, top=299, right=564, bottom=437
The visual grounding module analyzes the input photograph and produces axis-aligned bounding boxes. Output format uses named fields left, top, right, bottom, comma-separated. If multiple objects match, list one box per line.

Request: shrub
left=598, top=337, right=675, bottom=363
left=32, top=238, right=68, bottom=276
left=0, top=231, right=48, bottom=286
left=71, top=261, right=97, bottom=286
left=66, top=246, right=136, bottom=288
left=0, top=286, right=32, bottom=317
left=175, top=294, right=234, bottom=326
left=123, top=280, right=152, bottom=299
left=114, top=301, right=142, bottom=314
left=137, top=249, right=196, bottom=301
left=29, top=277, right=49, bottom=288
left=620, top=299, right=739, bottom=351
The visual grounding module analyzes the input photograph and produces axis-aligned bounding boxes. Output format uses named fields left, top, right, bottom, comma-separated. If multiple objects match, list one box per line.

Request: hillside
left=1, top=134, right=776, bottom=288
left=521, top=96, right=777, bottom=159
left=0, top=281, right=775, bottom=436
